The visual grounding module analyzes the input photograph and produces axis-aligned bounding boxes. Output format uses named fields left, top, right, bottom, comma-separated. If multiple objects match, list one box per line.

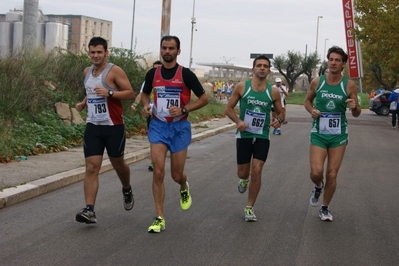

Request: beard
left=162, top=54, right=175, bottom=63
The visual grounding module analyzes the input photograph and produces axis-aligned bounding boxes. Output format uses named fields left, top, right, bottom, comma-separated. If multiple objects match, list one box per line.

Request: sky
left=4, top=0, right=348, bottom=70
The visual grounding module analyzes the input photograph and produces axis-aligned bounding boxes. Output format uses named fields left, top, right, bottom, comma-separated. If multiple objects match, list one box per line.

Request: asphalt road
left=1, top=107, right=398, bottom=266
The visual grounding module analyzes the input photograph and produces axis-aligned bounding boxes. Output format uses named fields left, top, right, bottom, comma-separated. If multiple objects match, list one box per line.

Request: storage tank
left=45, top=22, right=62, bottom=51
left=37, top=23, right=45, bottom=48
left=60, top=24, right=69, bottom=50
left=13, top=21, right=23, bottom=53
left=6, top=11, right=22, bottom=22
left=0, top=22, right=13, bottom=57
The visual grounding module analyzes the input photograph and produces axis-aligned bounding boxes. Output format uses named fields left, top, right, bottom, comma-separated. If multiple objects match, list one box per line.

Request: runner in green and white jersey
left=225, top=55, right=285, bottom=222
left=304, top=46, right=361, bottom=222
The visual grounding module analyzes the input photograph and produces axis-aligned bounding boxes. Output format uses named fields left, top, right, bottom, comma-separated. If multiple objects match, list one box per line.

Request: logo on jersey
left=247, top=97, right=269, bottom=107
left=321, top=92, right=343, bottom=101
left=171, top=78, right=183, bottom=84
left=326, top=100, right=336, bottom=110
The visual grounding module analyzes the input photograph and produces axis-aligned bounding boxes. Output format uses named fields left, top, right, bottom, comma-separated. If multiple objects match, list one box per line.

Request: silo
left=0, top=21, right=13, bottom=57
left=37, top=23, right=45, bottom=48
left=6, top=11, right=22, bottom=22
left=13, top=21, right=23, bottom=53
left=45, top=22, right=62, bottom=51
left=61, top=24, right=69, bottom=50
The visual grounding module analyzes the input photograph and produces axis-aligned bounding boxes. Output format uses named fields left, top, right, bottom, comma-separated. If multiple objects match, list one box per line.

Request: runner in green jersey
left=225, top=55, right=285, bottom=222
left=304, top=46, right=361, bottom=222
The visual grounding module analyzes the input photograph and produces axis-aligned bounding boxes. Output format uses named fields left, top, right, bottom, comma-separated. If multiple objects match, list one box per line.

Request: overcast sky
left=4, top=0, right=348, bottom=69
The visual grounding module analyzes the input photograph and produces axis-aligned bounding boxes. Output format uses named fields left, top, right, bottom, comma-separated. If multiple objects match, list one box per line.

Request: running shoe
left=319, top=206, right=333, bottom=221
left=148, top=163, right=153, bottom=171
left=276, top=128, right=281, bottom=135
left=148, top=216, right=166, bottom=233
left=244, top=206, right=257, bottom=222
left=180, top=182, right=192, bottom=210
left=75, top=208, right=97, bottom=224
left=309, top=181, right=324, bottom=207
left=123, top=187, right=134, bottom=211
left=272, top=128, right=277, bottom=135
left=238, top=179, right=249, bottom=193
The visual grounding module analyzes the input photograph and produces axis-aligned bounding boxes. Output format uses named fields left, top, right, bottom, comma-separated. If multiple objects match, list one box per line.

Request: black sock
left=321, top=205, right=328, bottom=210
left=122, top=186, right=131, bottom=193
left=86, top=205, right=94, bottom=212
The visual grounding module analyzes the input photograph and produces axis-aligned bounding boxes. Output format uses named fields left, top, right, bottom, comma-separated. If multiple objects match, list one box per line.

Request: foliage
left=285, top=91, right=370, bottom=109
left=354, top=0, right=399, bottom=90
left=272, top=51, right=320, bottom=92
left=108, top=47, right=149, bottom=95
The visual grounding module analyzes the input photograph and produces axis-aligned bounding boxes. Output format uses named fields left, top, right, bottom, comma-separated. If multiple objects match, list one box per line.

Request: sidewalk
left=0, top=117, right=236, bottom=209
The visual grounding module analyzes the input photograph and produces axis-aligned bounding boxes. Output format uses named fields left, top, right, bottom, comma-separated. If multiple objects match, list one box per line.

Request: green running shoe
left=180, top=182, right=192, bottom=210
left=238, top=179, right=249, bottom=193
left=244, top=206, right=257, bottom=222
left=148, top=216, right=166, bottom=233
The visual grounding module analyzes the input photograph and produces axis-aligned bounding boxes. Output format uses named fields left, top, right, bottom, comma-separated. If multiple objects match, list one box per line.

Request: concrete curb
left=0, top=123, right=236, bottom=209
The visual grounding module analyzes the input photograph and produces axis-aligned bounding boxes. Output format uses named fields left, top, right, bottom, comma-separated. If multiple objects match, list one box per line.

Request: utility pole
left=130, top=0, right=136, bottom=51
left=161, top=0, right=171, bottom=38
left=23, top=0, right=39, bottom=51
left=188, top=0, right=196, bottom=70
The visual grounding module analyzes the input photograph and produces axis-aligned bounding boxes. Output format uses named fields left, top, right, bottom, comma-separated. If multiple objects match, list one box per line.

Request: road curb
left=0, top=123, right=236, bottom=209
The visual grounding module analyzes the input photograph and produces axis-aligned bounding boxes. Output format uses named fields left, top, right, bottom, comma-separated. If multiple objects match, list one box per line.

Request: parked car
left=369, top=90, right=392, bottom=115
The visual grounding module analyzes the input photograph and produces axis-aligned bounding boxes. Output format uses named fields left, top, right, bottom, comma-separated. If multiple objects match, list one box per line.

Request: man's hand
left=270, top=117, right=281, bottom=129
left=310, top=108, right=321, bottom=119
left=141, top=105, right=151, bottom=118
left=168, top=106, right=182, bottom=117
left=236, top=120, right=248, bottom=132
left=345, top=98, right=357, bottom=110
left=76, top=101, right=86, bottom=112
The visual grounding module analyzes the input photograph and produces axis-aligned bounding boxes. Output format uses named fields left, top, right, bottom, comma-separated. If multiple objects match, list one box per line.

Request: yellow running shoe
left=180, top=182, right=192, bottom=210
left=244, top=206, right=257, bottom=222
left=148, top=216, right=165, bottom=233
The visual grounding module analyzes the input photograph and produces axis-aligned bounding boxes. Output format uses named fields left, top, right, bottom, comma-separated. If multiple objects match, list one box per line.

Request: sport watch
left=108, top=90, right=114, bottom=97
left=181, top=107, right=187, bottom=115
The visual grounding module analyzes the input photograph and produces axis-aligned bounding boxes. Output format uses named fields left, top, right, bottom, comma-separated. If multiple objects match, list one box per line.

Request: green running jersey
left=311, top=75, right=349, bottom=135
left=236, top=80, right=273, bottom=139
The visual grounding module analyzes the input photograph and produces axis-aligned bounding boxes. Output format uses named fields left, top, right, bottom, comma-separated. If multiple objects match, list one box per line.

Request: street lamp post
left=315, top=15, right=323, bottom=57
left=188, top=0, right=196, bottom=70
left=323, top=38, right=329, bottom=61
left=130, top=0, right=136, bottom=51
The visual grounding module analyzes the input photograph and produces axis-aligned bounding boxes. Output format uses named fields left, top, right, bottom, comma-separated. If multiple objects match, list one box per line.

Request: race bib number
left=87, top=96, right=110, bottom=122
left=244, top=110, right=266, bottom=134
left=156, top=92, right=180, bottom=114
left=319, top=112, right=341, bottom=134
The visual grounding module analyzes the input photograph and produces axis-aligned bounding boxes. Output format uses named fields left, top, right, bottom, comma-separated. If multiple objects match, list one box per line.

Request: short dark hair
left=88, top=37, right=108, bottom=51
left=327, top=46, right=348, bottom=63
left=160, top=35, right=180, bottom=50
left=153, top=60, right=163, bottom=67
left=253, top=54, right=271, bottom=68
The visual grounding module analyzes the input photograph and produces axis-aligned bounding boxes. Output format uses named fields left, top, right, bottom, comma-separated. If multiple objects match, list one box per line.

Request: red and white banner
left=342, top=0, right=361, bottom=78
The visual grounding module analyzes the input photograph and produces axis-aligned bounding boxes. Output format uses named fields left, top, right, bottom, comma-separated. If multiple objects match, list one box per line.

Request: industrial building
left=0, top=8, right=112, bottom=56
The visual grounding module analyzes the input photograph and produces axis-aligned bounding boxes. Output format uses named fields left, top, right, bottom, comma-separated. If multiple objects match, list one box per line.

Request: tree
left=272, top=51, right=320, bottom=91
left=354, top=0, right=399, bottom=89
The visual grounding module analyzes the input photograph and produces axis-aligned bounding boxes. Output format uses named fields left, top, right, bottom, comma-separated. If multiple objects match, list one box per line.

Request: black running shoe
left=76, top=208, right=97, bottom=224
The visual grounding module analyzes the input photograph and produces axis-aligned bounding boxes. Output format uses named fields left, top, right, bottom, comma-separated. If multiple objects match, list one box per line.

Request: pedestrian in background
left=131, top=60, right=163, bottom=171
left=388, top=87, right=399, bottom=129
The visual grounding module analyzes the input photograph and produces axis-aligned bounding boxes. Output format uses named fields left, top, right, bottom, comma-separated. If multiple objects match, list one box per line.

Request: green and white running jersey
left=236, top=80, right=273, bottom=139
left=311, top=75, right=349, bottom=135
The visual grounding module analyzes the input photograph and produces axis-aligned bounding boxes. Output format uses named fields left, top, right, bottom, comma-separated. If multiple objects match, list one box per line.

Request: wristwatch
left=108, top=90, right=114, bottom=97
left=181, top=107, right=187, bottom=115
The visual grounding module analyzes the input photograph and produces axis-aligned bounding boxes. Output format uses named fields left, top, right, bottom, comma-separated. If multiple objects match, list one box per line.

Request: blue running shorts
left=149, top=118, right=192, bottom=153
